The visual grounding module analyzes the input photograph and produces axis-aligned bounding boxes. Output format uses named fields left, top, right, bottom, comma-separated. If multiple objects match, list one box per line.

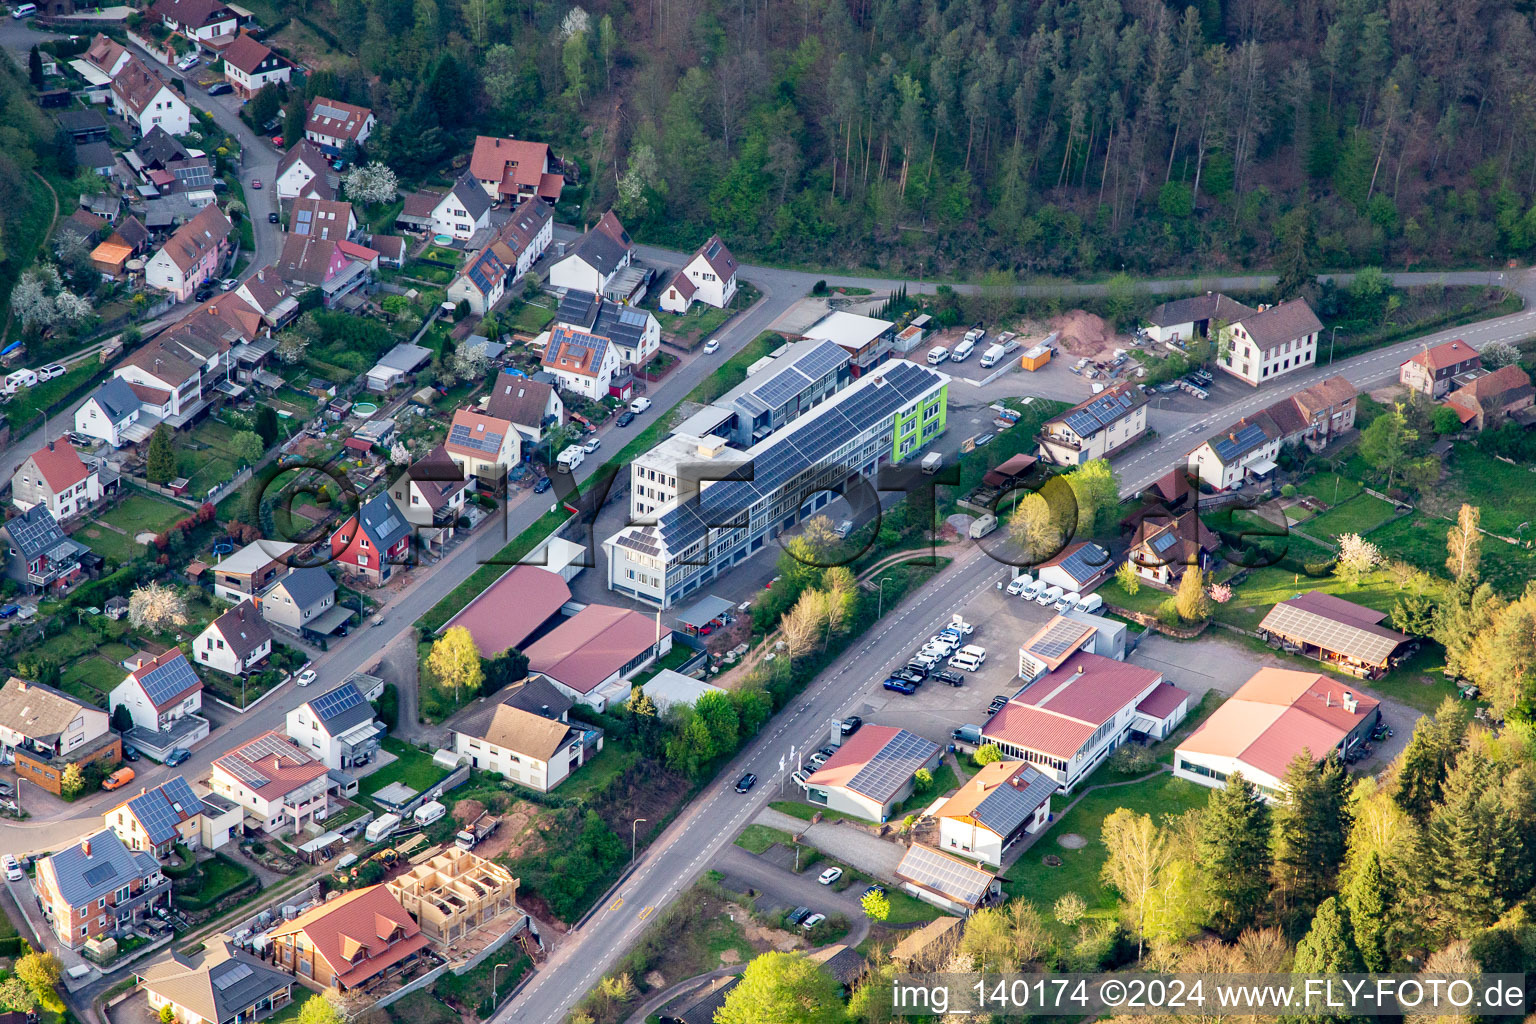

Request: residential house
left=75, top=379, right=145, bottom=445
left=980, top=651, right=1179, bottom=790
left=388, top=445, right=469, bottom=549
left=274, top=140, right=332, bottom=200
left=547, top=221, right=633, bottom=298
left=366, top=234, right=406, bottom=267
left=429, top=174, right=492, bottom=242
left=328, top=493, right=413, bottom=584
left=1034, top=541, right=1114, bottom=595
left=234, top=266, right=300, bottom=330
left=110, top=58, right=190, bottom=138
left=467, top=134, right=564, bottom=204
left=289, top=196, right=356, bottom=240
left=1142, top=292, right=1256, bottom=347
left=1217, top=298, right=1324, bottom=387
left=394, top=189, right=442, bottom=234
left=103, top=777, right=206, bottom=855
left=445, top=410, right=518, bottom=487
left=1175, top=667, right=1381, bottom=799
left=275, top=234, right=347, bottom=287
left=484, top=373, right=564, bottom=445
left=1442, top=364, right=1536, bottom=431
left=1257, top=591, right=1412, bottom=679
left=799, top=726, right=941, bottom=822
left=269, top=885, right=429, bottom=991
left=220, top=32, right=289, bottom=98
left=934, top=761, right=1056, bottom=867
left=149, top=0, right=239, bottom=43
left=1282, top=375, right=1358, bottom=446
left=193, top=599, right=273, bottom=675
left=442, top=565, right=571, bottom=659
left=110, top=650, right=209, bottom=749
left=446, top=246, right=507, bottom=316
left=1036, top=383, right=1147, bottom=465
left=894, top=844, right=1000, bottom=916
left=145, top=204, right=232, bottom=302
left=256, top=566, right=340, bottom=634
left=0, top=676, right=119, bottom=796
left=304, top=97, right=374, bottom=153
left=659, top=235, right=737, bottom=312
left=0, top=505, right=87, bottom=595
left=451, top=675, right=603, bottom=792
left=1399, top=339, right=1482, bottom=399
left=139, top=940, right=295, bottom=1024
left=540, top=325, right=623, bottom=400
left=487, top=201, right=554, bottom=285
left=800, top=311, right=895, bottom=377
left=212, top=540, right=297, bottom=601
left=34, top=830, right=168, bottom=949
left=525, top=605, right=673, bottom=711
left=285, top=678, right=384, bottom=771
left=1127, top=511, right=1218, bottom=588
left=385, top=849, right=521, bottom=943
left=11, top=441, right=101, bottom=521
left=1186, top=413, right=1283, bottom=491
left=209, top=730, right=331, bottom=833
left=58, top=108, right=110, bottom=144
left=554, top=290, right=660, bottom=368
left=82, top=33, right=130, bottom=78
left=130, top=126, right=188, bottom=173
left=76, top=140, right=116, bottom=178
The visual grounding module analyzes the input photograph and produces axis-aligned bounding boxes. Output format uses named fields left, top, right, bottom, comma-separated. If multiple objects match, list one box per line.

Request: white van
left=1037, top=585, right=1064, bottom=606
left=1006, top=574, right=1033, bottom=596
left=413, top=800, right=446, bottom=826
left=951, top=337, right=975, bottom=362
left=950, top=645, right=987, bottom=671
left=555, top=445, right=585, bottom=473
left=926, top=346, right=949, bottom=365
left=979, top=344, right=1007, bottom=368
left=1022, top=580, right=1045, bottom=601
left=1054, top=591, right=1081, bottom=612
left=12, top=4, right=38, bottom=17
left=629, top=396, right=652, bottom=414
left=1075, top=593, right=1104, bottom=614
left=4, top=369, right=37, bottom=393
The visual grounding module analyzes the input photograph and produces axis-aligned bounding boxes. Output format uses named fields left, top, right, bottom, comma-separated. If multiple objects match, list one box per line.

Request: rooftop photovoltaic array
left=137, top=654, right=200, bottom=706
left=127, top=778, right=204, bottom=844
left=83, top=863, right=117, bottom=887
left=448, top=422, right=505, bottom=455
left=1150, top=530, right=1179, bottom=554
left=212, top=963, right=254, bottom=991
left=1212, top=421, right=1270, bottom=461
left=1053, top=543, right=1110, bottom=585
left=897, top=844, right=994, bottom=906
left=1258, top=600, right=1404, bottom=665
left=1027, top=618, right=1094, bottom=661
left=971, top=768, right=1057, bottom=836
left=310, top=681, right=366, bottom=722
left=313, top=103, right=350, bottom=120
left=846, top=729, right=940, bottom=802
left=220, top=756, right=270, bottom=787
left=1061, top=388, right=1137, bottom=438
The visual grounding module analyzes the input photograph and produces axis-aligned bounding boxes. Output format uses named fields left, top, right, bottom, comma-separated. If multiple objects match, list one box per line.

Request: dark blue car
left=534, top=476, right=552, bottom=494
left=882, top=677, right=916, bottom=695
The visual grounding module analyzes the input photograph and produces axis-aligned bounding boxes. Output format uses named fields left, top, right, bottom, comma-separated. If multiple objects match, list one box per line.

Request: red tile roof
left=983, top=652, right=1162, bottom=759
left=468, top=135, right=560, bottom=199
left=305, top=97, right=372, bottom=143
left=525, top=605, right=664, bottom=693
left=1406, top=339, right=1479, bottom=373
left=1135, top=682, right=1192, bottom=720
left=1461, top=364, right=1534, bottom=405
left=27, top=442, right=91, bottom=493
left=214, top=729, right=328, bottom=799
left=158, top=205, right=233, bottom=273
left=443, top=566, right=571, bottom=658
left=268, top=885, right=428, bottom=990
left=220, top=32, right=276, bottom=76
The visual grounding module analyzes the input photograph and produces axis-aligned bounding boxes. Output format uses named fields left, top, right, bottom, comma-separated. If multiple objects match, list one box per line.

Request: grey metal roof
left=376, top=343, right=432, bottom=373
left=449, top=171, right=492, bottom=223
left=305, top=679, right=375, bottom=735
left=90, top=377, right=143, bottom=422
left=125, top=777, right=205, bottom=845
left=45, top=829, right=152, bottom=907
left=271, top=567, right=335, bottom=609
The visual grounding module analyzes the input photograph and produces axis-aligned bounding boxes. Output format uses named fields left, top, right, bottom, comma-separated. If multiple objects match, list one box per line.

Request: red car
left=251, top=179, right=262, bottom=189
left=270, top=135, right=283, bottom=147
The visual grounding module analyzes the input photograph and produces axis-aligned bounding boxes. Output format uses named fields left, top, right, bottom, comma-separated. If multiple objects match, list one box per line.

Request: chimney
left=81, top=839, right=91, bottom=857
left=1342, top=691, right=1358, bottom=714
left=975, top=778, right=986, bottom=792
left=48, top=440, right=54, bottom=451
left=16, top=680, right=25, bottom=692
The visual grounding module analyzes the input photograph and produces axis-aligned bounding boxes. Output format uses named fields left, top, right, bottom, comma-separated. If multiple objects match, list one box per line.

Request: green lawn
left=768, top=800, right=867, bottom=825
left=553, top=745, right=639, bottom=803
left=506, top=299, right=556, bottom=335
left=1434, top=448, right=1536, bottom=537
left=84, top=489, right=189, bottom=563
left=1368, top=513, right=1531, bottom=598
left=433, top=953, right=531, bottom=1017
left=1214, top=563, right=1442, bottom=632
left=650, top=283, right=761, bottom=346
left=358, top=738, right=450, bottom=801
left=1094, top=576, right=1168, bottom=617
left=1296, top=471, right=1363, bottom=506
left=61, top=656, right=123, bottom=704
left=735, top=824, right=794, bottom=854
left=1002, top=773, right=1211, bottom=933
left=1302, top=493, right=1400, bottom=541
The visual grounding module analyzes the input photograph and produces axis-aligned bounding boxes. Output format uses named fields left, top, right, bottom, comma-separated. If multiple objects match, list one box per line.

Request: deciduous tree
left=128, top=583, right=188, bottom=632
left=715, top=952, right=845, bottom=1024
left=295, top=995, right=343, bottom=1024
left=1101, top=808, right=1169, bottom=958
left=1444, top=504, right=1481, bottom=582
left=428, top=626, right=484, bottom=699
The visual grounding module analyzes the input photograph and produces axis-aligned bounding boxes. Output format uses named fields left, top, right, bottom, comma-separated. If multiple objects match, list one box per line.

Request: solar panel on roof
left=83, top=863, right=117, bottom=887
left=310, top=681, right=365, bottom=722
left=1150, top=531, right=1179, bottom=554
left=138, top=655, right=200, bottom=706
left=898, top=844, right=992, bottom=905
left=1259, top=601, right=1402, bottom=665
left=846, top=730, right=940, bottom=801
left=221, top=756, right=270, bottom=787
left=213, top=963, right=254, bottom=991
left=449, top=422, right=504, bottom=455
left=618, top=308, right=647, bottom=326
left=971, top=770, right=1053, bottom=836
left=1029, top=619, right=1091, bottom=661
left=1212, top=421, right=1269, bottom=461
left=1055, top=543, right=1110, bottom=585
left=795, top=342, right=849, bottom=380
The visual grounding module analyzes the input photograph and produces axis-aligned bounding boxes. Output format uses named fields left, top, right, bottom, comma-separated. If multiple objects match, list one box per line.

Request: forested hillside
left=280, top=0, right=1536, bottom=274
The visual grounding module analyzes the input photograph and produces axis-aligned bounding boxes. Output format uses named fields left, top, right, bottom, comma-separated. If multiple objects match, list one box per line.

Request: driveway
left=752, top=807, right=905, bottom=879
left=713, top=843, right=870, bottom=938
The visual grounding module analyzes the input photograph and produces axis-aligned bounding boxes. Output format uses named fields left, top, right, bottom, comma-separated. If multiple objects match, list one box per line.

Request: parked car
left=296, top=669, right=317, bottom=687
left=207, top=81, right=232, bottom=95
left=268, top=211, right=280, bottom=223
left=1006, top=575, right=1033, bottom=596
left=839, top=716, right=862, bottom=735
left=801, top=913, right=827, bottom=930
left=67, top=431, right=93, bottom=447
left=176, top=53, right=199, bottom=71
left=818, top=867, right=843, bottom=885
left=2, top=854, right=21, bottom=882
left=834, top=520, right=854, bottom=538
left=102, top=766, right=136, bottom=790
left=895, top=668, right=925, bottom=685
left=220, top=278, right=238, bottom=291
left=38, top=363, right=66, bottom=381
left=808, top=750, right=831, bottom=766
left=250, top=179, right=262, bottom=189
left=0, top=605, right=18, bottom=620
left=270, top=135, right=283, bottom=147
left=121, top=744, right=140, bottom=762
left=816, top=746, right=836, bottom=760
left=616, top=410, right=636, bottom=427
left=629, top=397, right=652, bottom=414
left=883, top=678, right=917, bottom=695
left=703, top=339, right=720, bottom=354
left=936, top=670, right=965, bottom=686
left=787, top=907, right=812, bottom=926
left=1037, top=585, right=1064, bottom=606
left=1054, top=591, right=1081, bottom=612
left=862, top=884, right=886, bottom=900
left=582, top=437, right=602, bottom=454
left=164, top=748, right=191, bottom=767
left=734, top=772, right=757, bottom=793
left=533, top=476, right=552, bottom=494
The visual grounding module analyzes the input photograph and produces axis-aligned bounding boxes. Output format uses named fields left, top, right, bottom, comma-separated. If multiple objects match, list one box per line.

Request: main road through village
left=0, top=27, right=1533, bottom=1017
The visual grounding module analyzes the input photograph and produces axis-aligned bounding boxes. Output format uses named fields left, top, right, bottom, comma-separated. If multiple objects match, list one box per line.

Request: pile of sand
left=1052, top=310, right=1111, bottom=355
left=451, top=799, right=485, bottom=824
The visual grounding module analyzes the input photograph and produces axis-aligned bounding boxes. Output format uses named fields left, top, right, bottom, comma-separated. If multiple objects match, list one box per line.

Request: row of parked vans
left=1005, top=574, right=1104, bottom=615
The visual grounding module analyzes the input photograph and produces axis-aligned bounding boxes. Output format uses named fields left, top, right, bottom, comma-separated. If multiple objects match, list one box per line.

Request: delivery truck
left=920, top=452, right=944, bottom=474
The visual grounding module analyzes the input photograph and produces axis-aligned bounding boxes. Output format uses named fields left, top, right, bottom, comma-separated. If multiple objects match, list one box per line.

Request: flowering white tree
left=559, top=5, right=590, bottom=38
left=1481, top=341, right=1519, bottom=369
left=128, top=583, right=189, bottom=632
left=52, top=291, right=93, bottom=324
left=1335, top=533, right=1383, bottom=585
left=389, top=441, right=413, bottom=466
left=342, top=163, right=399, bottom=206
left=450, top=344, right=491, bottom=382
left=11, top=268, right=91, bottom=330
left=274, top=331, right=308, bottom=364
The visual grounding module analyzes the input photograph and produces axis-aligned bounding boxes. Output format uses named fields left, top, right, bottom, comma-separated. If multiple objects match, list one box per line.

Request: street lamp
left=492, top=962, right=511, bottom=1009
left=877, top=576, right=894, bottom=618
left=1329, top=326, right=1339, bottom=365
left=631, top=817, right=646, bottom=865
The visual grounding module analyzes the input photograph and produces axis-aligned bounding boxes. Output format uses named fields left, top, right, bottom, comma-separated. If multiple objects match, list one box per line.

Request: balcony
left=1037, top=432, right=1083, bottom=452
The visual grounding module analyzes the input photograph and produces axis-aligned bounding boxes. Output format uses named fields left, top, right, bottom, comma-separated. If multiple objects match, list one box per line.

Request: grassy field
left=1425, top=448, right=1536, bottom=539
left=82, top=489, right=189, bottom=562
left=358, top=738, right=450, bottom=801
left=734, top=824, right=794, bottom=854
left=1296, top=470, right=1364, bottom=506
left=1302, top=493, right=1401, bottom=540
left=2, top=361, right=105, bottom=434
left=1002, top=772, right=1210, bottom=932
left=1215, top=563, right=1442, bottom=632
left=60, top=656, right=124, bottom=706
left=1368, top=512, right=1530, bottom=597
left=433, top=952, right=532, bottom=1017
left=553, top=746, right=639, bottom=803
left=651, top=283, right=761, bottom=347
left=506, top=299, right=556, bottom=335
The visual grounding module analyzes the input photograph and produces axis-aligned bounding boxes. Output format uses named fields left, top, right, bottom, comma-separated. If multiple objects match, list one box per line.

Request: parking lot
left=840, top=577, right=1058, bottom=743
